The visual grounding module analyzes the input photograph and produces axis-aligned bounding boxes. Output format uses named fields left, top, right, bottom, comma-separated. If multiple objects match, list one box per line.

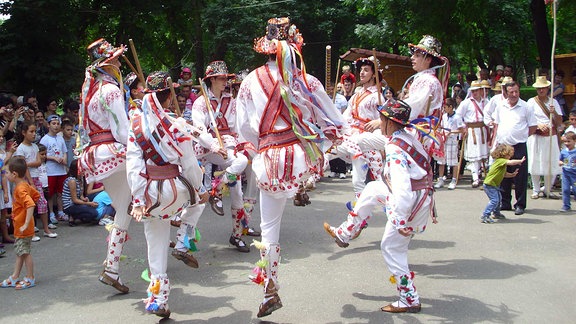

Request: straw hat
left=492, top=82, right=502, bottom=92
left=480, top=80, right=491, bottom=89
left=469, top=80, right=482, bottom=90
left=532, top=75, right=551, bottom=88
left=500, top=76, right=514, bottom=85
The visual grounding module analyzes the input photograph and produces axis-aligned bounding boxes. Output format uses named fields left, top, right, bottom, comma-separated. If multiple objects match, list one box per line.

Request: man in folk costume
left=189, top=61, right=257, bottom=253
left=527, top=76, right=563, bottom=199
left=337, top=57, right=384, bottom=196
left=78, top=38, right=132, bottom=293
left=484, top=76, right=513, bottom=147
left=454, top=80, right=490, bottom=188
left=324, top=100, right=436, bottom=313
left=127, top=72, right=209, bottom=318
left=235, top=17, right=346, bottom=317
left=402, top=35, right=449, bottom=159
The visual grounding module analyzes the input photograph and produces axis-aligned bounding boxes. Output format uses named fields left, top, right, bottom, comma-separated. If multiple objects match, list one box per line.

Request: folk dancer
left=188, top=61, right=255, bottom=253
left=235, top=17, right=346, bottom=317
left=324, top=100, right=436, bottom=313
left=78, top=39, right=131, bottom=293
left=127, top=72, right=209, bottom=318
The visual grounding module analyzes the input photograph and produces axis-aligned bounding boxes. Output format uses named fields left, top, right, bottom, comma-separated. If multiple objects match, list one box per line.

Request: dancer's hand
left=131, top=205, right=146, bottom=222
left=363, top=120, right=381, bottom=132
left=398, top=228, right=412, bottom=237
left=198, top=191, right=209, bottom=204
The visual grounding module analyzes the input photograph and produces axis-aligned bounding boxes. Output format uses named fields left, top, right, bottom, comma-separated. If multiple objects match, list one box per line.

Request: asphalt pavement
left=1, top=173, right=575, bottom=324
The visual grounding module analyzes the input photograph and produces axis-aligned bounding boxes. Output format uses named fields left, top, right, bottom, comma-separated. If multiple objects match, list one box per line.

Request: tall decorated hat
left=408, top=35, right=442, bottom=58
left=253, top=17, right=304, bottom=55
left=378, top=100, right=412, bottom=126
left=87, top=38, right=126, bottom=66
left=144, top=71, right=179, bottom=93
left=203, top=61, right=235, bottom=81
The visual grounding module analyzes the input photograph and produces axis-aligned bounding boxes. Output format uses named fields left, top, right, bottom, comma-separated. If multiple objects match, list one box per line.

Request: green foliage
left=0, top=0, right=574, bottom=103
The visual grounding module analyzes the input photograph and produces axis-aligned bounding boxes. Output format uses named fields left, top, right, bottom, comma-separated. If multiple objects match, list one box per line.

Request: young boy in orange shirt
left=0, top=157, right=40, bottom=289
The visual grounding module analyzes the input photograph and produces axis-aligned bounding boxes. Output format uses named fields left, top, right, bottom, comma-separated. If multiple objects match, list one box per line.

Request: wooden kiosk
left=339, top=48, right=413, bottom=93
left=555, top=53, right=575, bottom=109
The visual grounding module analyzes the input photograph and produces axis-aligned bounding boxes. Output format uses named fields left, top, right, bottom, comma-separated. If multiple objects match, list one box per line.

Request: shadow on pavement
left=411, top=257, right=536, bottom=279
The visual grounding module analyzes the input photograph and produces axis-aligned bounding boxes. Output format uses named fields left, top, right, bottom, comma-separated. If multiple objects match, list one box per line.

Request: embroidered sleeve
left=104, top=84, right=130, bottom=145
left=404, top=72, right=442, bottom=120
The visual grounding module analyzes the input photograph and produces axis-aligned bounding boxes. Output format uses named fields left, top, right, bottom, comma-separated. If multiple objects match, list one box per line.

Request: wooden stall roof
left=339, top=48, right=414, bottom=92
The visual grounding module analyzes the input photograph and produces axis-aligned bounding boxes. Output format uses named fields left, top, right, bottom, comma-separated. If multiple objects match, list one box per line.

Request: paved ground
left=1, top=173, right=575, bottom=324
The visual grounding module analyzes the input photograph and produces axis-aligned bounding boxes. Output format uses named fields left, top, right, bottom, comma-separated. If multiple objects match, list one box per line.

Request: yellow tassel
left=149, top=279, right=161, bottom=295
left=389, top=275, right=396, bottom=284
left=250, top=240, right=267, bottom=251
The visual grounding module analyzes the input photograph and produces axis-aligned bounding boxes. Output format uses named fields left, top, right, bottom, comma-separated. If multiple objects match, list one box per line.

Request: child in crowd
left=86, top=182, right=115, bottom=226
left=0, top=157, right=39, bottom=289
left=62, top=160, right=98, bottom=225
left=564, top=112, right=576, bottom=135
left=40, top=115, right=68, bottom=222
left=15, top=121, right=57, bottom=239
left=559, top=131, right=576, bottom=212
left=0, top=134, right=14, bottom=244
left=481, top=144, right=525, bottom=223
left=435, top=98, right=462, bottom=190
left=37, top=144, right=49, bottom=209
left=60, top=120, right=76, bottom=168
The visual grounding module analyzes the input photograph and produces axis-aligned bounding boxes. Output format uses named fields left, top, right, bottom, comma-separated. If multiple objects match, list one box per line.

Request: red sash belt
left=89, top=130, right=115, bottom=145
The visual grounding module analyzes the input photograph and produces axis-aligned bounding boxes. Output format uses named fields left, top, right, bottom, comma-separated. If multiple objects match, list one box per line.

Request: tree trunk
left=530, top=0, right=552, bottom=69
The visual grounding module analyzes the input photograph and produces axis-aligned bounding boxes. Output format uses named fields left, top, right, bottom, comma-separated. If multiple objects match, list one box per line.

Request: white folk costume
left=455, top=81, right=490, bottom=184
left=338, top=59, right=383, bottom=195
left=526, top=77, right=563, bottom=196
left=235, top=17, right=346, bottom=318
left=126, top=72, right=207, bottom=318
left=78, top=38, right=131, bottom=293
left=189, top=61, right=253, bottom=252
left=437, top=111, right=462, bottom=167
left=400, top=35, right=448, bottom=159
left=325, top=101, right=434, bottom=313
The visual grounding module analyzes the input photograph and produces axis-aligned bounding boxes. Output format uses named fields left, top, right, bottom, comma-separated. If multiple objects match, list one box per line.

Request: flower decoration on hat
left=144, top=71, right=179, bottom=93
left=378, top=100, right=411, bottom=126
left=253, top=17, right=304, bottom=55
left=87, top=38, right=126, bottom=66
left=409, top=35, right=442, bottom=58
left=203, top=61, right=235, bottom=81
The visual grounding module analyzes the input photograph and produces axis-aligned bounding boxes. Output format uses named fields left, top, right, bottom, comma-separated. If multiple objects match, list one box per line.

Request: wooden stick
left=325, top=45, right=332, bottom=89
left=456, top=131, right=467, bottom=183
left=167, top=77, right=181, bottom=117
left=372, top=48, right=382, bottom=106
left=122, top=55, right=139, bottom=77
left=198, top=78, right=225, bottom=157
left=332, top=59, right=341, bottom=104
left=129, top=39, right=145, bottom=85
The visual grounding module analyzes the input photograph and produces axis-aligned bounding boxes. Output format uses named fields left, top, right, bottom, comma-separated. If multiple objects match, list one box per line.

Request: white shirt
left=494, top=99, right=537, bottom=145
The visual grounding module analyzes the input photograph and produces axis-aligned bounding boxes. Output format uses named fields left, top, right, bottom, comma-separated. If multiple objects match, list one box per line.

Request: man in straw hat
left=484, top=76, right=514, bottom=131
left=127, top=71, right=210, bottom=318
left=78, top=38, right=132, bottom=294
left=324, top=99, right=436, bottom=313
left=188, top=60, right=256, bottom=253
left=235, top=17, right=346, bottom=317
left=526, top=75, right=563, bottom=199
left=454, top=80, right=491, bottom=188
left=492, top=81, right=537, bottom=215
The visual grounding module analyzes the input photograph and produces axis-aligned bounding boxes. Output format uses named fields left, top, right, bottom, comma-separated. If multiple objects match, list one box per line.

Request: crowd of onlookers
left=0, top=92, right=117, bottom=256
